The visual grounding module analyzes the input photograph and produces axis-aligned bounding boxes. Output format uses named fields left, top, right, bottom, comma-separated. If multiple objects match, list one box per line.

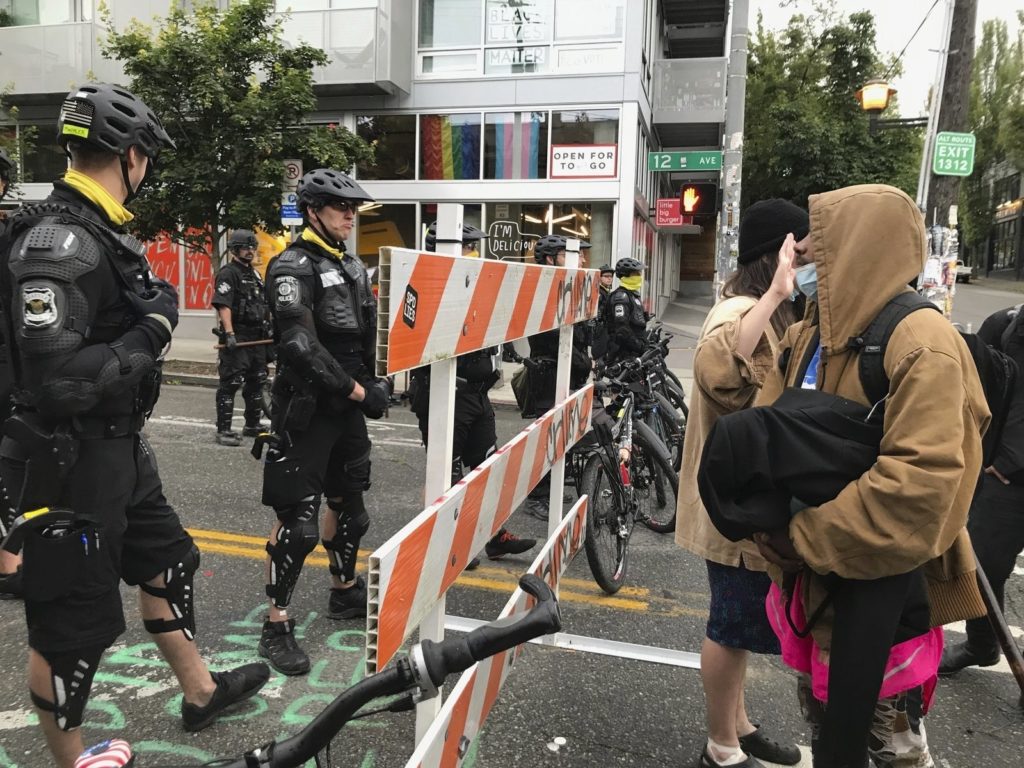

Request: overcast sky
left=748, top=0, right=1023, bottom=115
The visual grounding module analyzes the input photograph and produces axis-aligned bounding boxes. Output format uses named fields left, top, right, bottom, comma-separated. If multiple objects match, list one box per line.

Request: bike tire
left=632, top=421, right=678, bottom=534
left=663, top=377, right=689, bottom=421
left=651, top=391, right=684, bottom=472
left=581, top=453, right=629, bottom=594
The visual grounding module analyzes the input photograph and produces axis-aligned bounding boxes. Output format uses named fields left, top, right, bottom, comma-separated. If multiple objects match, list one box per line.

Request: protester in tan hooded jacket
left=755, top=184, right=989, bottom=768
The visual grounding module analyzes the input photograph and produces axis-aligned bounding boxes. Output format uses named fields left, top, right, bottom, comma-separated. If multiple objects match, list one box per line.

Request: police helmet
left=534, top=234, right=567, bottom=264
left=614, top=257, right=645, bottom=277
left=0, top=147, right=13, bottom=183
left=424, top=221, right=488, bottom=252
left=228, top=229, right=258, bottom=251
left=57, top=83, right=175, bottom=159
left=296, top=168, right=374, bottom=213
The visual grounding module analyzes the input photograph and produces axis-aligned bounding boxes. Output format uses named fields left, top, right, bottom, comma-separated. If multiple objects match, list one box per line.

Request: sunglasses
left=326, top=200, right=359, bottom=214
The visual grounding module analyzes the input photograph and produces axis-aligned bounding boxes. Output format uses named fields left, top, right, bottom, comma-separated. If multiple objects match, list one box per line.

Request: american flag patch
left=74, top=738, right=134, bottom=768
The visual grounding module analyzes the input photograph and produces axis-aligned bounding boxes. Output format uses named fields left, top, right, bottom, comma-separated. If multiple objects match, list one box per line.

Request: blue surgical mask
left=794, top=263, right=818, bottom=302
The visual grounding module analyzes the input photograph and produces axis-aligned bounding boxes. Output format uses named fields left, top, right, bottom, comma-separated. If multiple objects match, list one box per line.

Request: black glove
left=225, top=333, right=238, bottom=351
left=123, top=286, right=179, bottom=331
left=359, top=378, right=390, bottom=419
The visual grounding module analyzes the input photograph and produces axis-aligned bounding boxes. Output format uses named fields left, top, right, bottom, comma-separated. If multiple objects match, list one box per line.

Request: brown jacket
left=675, top=296, right=777, bottom=569
left=759, top=185, right=989, bottom=642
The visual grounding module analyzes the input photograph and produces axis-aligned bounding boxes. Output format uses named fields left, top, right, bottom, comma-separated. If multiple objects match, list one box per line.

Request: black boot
left=938, top=641, right=1001, bottom=675
left=181, top=663, right=270, bottom=732
left=327, top=576, right=367, bottom=620
left=258, top=618, right=310, bottom=676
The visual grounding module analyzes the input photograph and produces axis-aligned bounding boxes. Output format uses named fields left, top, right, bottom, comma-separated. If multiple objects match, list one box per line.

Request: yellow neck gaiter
left=63, top=169, right=134, bottom=226
left=620, top=275, right=643, bottom=292
left=302, top=227, right=344, bottom=260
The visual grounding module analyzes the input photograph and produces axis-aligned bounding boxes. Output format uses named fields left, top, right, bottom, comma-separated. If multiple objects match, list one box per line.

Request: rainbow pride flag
left=421, top=115, right=481, bottom=180
left=493, top=115, right=542, bottom=179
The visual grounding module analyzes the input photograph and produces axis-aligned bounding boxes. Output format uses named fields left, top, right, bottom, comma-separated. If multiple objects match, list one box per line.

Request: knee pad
left=31, top=643, right=106, bottom=731
left=265, top=496, right=320, bottom=608
left=323, top=497, right=369, bottom=581
left=339, top=449, right=372, bottom=495
left=140, top=545, right=200, bottom=641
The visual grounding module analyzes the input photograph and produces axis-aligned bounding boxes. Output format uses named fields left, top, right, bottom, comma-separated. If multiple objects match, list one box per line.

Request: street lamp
left=855, top=78, right=929, bottom=134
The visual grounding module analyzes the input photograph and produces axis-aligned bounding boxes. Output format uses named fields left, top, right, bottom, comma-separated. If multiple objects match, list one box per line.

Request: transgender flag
left=421, top=115, right=481, bottom=180
left=494, top=114, right=542, bottom=179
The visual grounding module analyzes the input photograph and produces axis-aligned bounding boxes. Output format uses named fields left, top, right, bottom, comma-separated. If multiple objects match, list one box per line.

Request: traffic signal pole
left=715, top=0, right=749, bottom=296
left=916, top=0, right=956, bottom=217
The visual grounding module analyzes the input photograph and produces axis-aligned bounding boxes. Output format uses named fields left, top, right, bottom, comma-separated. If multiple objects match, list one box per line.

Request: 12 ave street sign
left=932, top=132, right=976, bottom=177
left=648, top=151, right=722, bottom=172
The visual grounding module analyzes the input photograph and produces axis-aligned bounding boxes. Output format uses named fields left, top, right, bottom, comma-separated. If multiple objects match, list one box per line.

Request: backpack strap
left=847, top=292, right=939, bottom=408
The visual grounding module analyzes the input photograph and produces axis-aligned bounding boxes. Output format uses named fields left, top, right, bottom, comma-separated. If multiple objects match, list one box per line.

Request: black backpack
left=849, top=292, right=1018, bottom=466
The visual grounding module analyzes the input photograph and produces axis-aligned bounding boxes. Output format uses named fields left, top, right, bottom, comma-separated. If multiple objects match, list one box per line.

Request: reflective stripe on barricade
left=366, top=384, right=593, bottom=673
left=375, top=247, right=600, bottom=376
left=404, top=496, right=588, bottom=768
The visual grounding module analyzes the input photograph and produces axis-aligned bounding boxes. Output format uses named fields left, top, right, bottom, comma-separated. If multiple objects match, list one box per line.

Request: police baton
left=213, top=339, right=275, bottom=350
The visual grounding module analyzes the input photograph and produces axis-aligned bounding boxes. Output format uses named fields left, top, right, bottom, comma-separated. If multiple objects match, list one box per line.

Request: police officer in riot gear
left=605, top=257, right=649, bottom=365
left=0, top=83, right=268, bottom=767
left=212, top=228, right=272, bottom=445
left=410, top=222, right=535, bottom=565
left=590, top=264, right=614, bottom=361
left=256, top=167, right=390, bottom=676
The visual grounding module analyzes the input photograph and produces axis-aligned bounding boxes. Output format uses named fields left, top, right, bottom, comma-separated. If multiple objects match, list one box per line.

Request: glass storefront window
left=419, top=0, right=482, bottom=48
left=21, top=122, right=65, bottom=183
left=356, top=115, right=416, bottom=181
left=484, top=202, right=547, bottom=262
left=552, top=202, right=613, bottom=268
left=484, top=112, right=547, bottom=180
left=357, top=203, right=418, bottom=275
left=421, top=52, right=479, bottom=75
left=419, top=114, right=482, bottom=181
left=551, top=109, right=619, bottom=145
left=554, top=0, right=624, bottom=41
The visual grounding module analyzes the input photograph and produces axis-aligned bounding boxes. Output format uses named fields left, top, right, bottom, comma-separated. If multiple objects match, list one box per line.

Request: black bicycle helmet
left=534, top=234, right=567, bottom=264
left=57, top=83, right=175, bottom=158
left=296, top=168, right=374, bottom=212
left=0, top=147, right=13, bottom=183
left=228, top=229, right=258, bottom=251
left=424, top=221, right=488, bottom=252
left=614, top=257, right=645, bottom=277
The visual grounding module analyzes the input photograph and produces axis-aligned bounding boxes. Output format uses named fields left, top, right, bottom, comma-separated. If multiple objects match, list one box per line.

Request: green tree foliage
left=959, top=18, right=1020, bottom=255
left=743, top=7, right=922, bottom=209
left=101, top=0, right=373, bottom=266
left=0, top=87, right=36, bottom=201
left=997, top=13, right=1024, bottom=170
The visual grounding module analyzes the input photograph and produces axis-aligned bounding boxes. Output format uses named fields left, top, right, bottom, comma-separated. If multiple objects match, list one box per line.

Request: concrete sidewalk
left=164, top=295, right=714, bottom=405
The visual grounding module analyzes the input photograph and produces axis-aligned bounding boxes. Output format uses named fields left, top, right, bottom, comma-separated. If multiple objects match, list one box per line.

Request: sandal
left=739, top=726, right=802, bottom=766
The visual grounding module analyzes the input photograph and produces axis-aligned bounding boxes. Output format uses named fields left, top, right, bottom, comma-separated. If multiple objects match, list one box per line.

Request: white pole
left=414, top=203, right=463, bottom=742
left=915, top=0, right=956, bottom=213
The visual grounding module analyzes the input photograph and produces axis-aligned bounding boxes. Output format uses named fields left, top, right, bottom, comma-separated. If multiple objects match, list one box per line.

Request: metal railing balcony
left=0, top=21, right=122, bottom=97
left=653, top=57, right=727, bottom=125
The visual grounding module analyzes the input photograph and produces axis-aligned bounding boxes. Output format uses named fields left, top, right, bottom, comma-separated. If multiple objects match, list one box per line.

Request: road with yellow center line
left=187, top=526, right=709, bottom=619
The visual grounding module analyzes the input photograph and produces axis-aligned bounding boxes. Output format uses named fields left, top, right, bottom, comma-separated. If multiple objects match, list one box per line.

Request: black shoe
left=181, top=663, right=270, bottom=732
left=258, top=619, right=311, bottom=676
left=521, top=498, right=549, bottom=520
left=698, top=746, right=765, bottom=768
left=938, top=641, right=1000, bottom=675
left=0, top=568, right=23, bottom=600
left=242, top=425, right=265, bottom=437
left=328, top=576, right=367, bottom=620
left=485, top=529, right=537, bottom=560
left=216, top=430, right=242, bottom=446
left=739, top=727, right=801, bottom=766
left=465, top=556, right=481, bottom=571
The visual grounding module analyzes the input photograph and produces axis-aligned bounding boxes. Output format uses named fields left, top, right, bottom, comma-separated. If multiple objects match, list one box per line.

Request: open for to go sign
left=932, top=132, right=975, bottom=177
left=550, top=144, right=618, bottom=179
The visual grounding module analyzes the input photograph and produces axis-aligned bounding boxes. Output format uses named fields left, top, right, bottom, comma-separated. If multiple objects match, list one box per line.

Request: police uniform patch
left=275, top=275, right=300, bottom=309
left=22, top=285, right=59, bottom=328
left=614, top=304, right=626, bottom=318
left=216, top=282, right=231, bottom=295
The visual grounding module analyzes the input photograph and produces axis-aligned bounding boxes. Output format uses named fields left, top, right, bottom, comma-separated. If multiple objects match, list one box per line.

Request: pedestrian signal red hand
left=682, top=187, right=700, bottom=213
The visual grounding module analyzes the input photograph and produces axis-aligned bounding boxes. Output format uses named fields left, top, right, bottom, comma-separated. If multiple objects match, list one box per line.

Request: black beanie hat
left=738, top=199, right=810, bottom=265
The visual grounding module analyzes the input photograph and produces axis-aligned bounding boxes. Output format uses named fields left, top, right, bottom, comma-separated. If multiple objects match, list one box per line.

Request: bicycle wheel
left=581, top=453, right=630, bottom=594
left=651, top=391, right=684, bottom=472
left=632, top=421, right=678, bottom=534
left=663, top=377, right=689, bottom=422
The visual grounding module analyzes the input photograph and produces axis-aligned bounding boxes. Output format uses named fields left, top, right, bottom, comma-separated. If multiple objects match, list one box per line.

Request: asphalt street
left=1, top=306, right=1023, bottom=766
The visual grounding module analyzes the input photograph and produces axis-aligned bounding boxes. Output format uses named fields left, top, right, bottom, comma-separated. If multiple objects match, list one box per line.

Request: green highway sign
left=648, top=151, right=723, bottom=172
left=932, top=132, right=976, bottom=177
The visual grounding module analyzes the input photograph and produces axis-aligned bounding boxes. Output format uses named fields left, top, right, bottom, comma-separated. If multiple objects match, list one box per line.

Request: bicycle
left=72, top=573, right=560, bottom=767
left=580, top=358, right=679, bottom=595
